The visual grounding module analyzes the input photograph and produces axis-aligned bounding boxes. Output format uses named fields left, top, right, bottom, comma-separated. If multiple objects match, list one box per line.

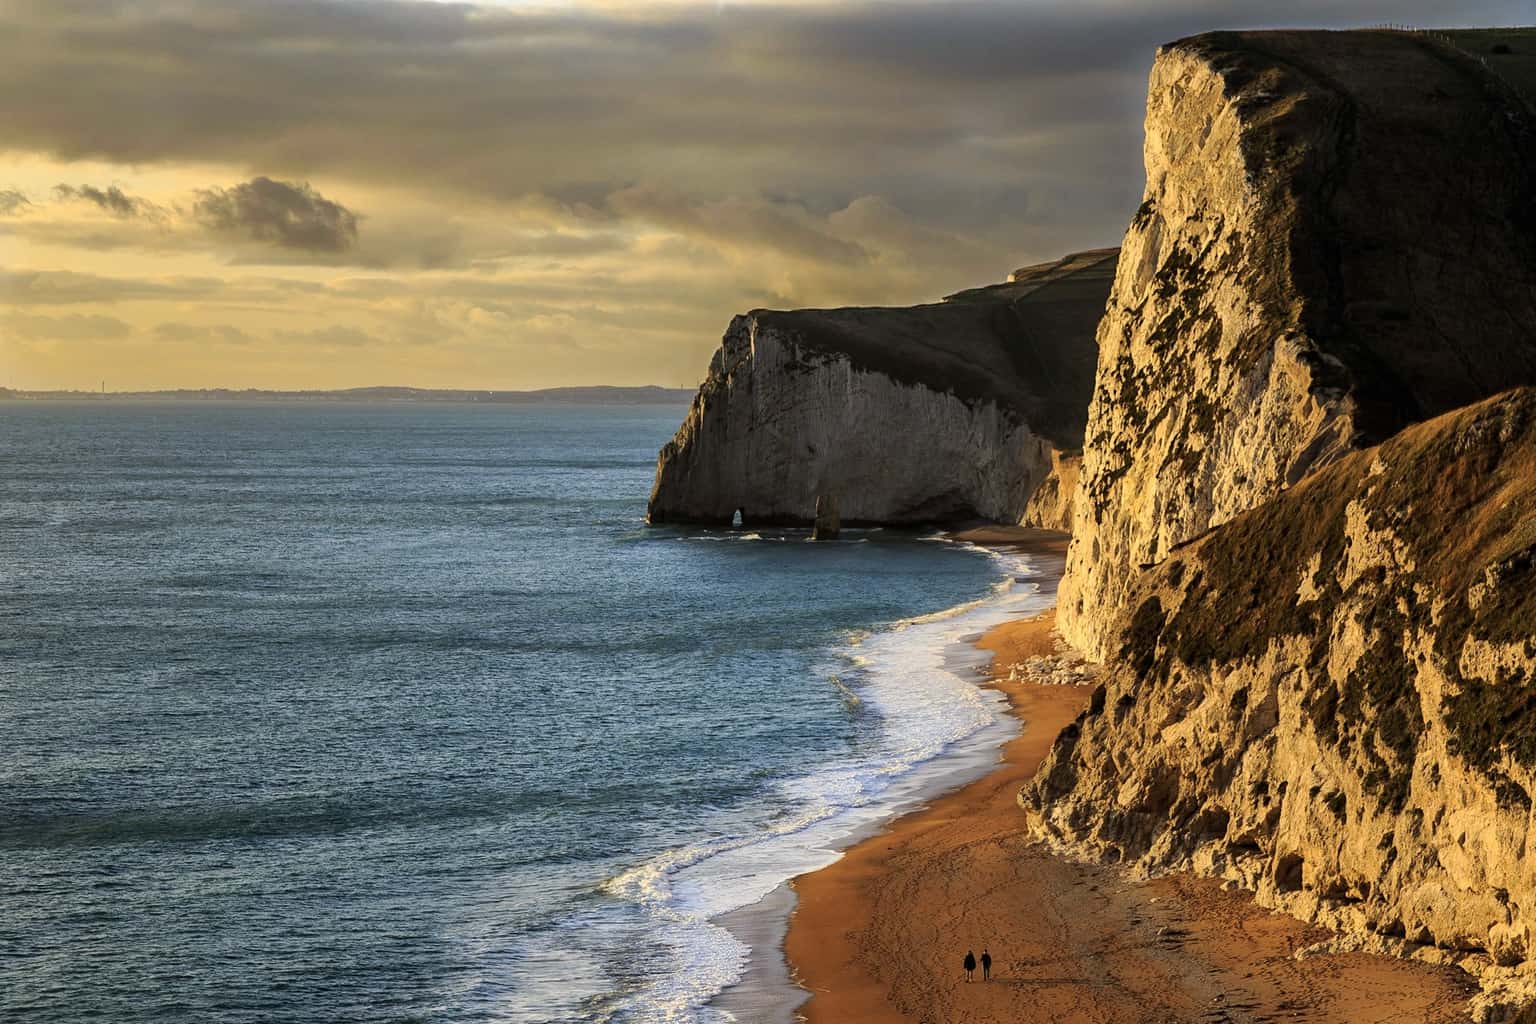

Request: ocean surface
left=1, top=401, right=1053, bottom=1023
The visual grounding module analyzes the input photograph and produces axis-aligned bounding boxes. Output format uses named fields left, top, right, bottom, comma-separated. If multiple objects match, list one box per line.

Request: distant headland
left=0, top=385, right=695, bottom=404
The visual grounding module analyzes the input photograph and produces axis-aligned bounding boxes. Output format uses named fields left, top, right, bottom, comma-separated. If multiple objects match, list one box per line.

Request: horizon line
left=0, top=383, right=696, bottom=402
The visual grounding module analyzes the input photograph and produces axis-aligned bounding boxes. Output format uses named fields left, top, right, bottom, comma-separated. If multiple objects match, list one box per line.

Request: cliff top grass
left=1444, top=28, right=1536, bottom=95
left=745, top=248, right=1116, bottom=450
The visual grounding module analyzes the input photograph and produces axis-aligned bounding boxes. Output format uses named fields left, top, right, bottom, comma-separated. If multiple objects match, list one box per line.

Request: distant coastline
left=0, top=385, right=695, bottom=404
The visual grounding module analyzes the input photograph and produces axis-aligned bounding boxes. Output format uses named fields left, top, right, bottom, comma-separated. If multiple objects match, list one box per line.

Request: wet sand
left=783, top=608, right=1477, bottom=1023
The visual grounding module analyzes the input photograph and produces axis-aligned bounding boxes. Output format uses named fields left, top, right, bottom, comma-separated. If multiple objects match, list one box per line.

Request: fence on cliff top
left=1366, top=25, right=1535, bottom=118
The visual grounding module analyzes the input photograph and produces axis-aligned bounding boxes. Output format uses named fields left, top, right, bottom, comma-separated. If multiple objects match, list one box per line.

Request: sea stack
left=811, top=492, right=841, bottom=541
left=646, top=249, right=1117, bottom=529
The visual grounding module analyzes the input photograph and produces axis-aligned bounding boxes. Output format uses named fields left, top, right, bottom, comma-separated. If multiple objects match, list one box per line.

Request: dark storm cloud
left=194, top=177, right=359, bottom=252
left=2, top=0, right=1531, bottom=279
left=54, top=183, right=164, bottom=219
left=3, top=0, right=1525, bottom=245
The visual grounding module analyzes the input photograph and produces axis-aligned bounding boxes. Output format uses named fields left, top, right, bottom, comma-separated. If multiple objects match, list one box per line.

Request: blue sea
left=1, top=401, right=1055, bottom=1023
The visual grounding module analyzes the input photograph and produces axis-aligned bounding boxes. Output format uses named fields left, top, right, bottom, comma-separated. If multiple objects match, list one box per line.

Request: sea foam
left=581, top=545, right=1058, bottom=1023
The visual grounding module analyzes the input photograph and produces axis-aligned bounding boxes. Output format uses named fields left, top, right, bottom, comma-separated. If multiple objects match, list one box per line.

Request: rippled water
left=2, top=401, right=1042, bottom=1023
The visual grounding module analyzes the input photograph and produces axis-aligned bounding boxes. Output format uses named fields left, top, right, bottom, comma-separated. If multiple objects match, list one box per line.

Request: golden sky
left=1, top=0, right=1524, bottom=391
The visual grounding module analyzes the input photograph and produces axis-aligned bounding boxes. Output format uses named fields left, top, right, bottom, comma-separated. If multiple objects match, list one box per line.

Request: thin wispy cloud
left=53, top=184, right=166, bottom=221
left=0, top=188, right=31, bottom=215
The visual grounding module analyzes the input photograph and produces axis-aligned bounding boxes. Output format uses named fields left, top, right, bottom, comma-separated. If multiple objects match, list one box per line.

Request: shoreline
left=778, top=544, right=1478, bottom=1023
left=705, top=528, right=1065, bottom=1022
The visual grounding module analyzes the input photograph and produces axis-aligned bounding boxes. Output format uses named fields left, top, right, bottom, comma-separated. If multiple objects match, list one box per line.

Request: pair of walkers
left=962, top=948, right=992, bottom=982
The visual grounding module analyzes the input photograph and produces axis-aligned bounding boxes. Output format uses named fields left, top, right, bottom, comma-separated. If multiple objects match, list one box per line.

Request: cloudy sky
left=0, top=0, right=1528, bottom=390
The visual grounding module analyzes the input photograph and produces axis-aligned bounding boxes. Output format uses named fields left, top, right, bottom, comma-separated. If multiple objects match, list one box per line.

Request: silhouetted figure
left=963, top=949, right=976, bottom=982
left=981, top=948, right=992, bottom=981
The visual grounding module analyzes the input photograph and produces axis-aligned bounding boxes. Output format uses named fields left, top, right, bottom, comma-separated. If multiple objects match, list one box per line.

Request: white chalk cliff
left=1057, top=30, right=1536, bottom=660
left=1027, top=389, right=1536, bottom=1020
left=647, top=250, right=1116, bottom=527
left=1031, top=29, right=1536, bottom=1019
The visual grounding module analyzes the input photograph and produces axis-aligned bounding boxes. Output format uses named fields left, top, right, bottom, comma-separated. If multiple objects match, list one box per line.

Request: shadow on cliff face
left=1058, top=27, right=1536, bottom=661
left=646, top=249, right=1116, bottom=530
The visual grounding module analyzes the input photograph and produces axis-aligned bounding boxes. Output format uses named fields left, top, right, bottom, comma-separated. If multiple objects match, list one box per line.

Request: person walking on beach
left=963, top=949, right=977, bottom=982
left=981, top=948, right=992, bottom=981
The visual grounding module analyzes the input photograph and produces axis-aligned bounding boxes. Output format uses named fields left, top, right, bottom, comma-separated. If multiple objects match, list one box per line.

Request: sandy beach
left=783, top=550, right=1477, bottom=1023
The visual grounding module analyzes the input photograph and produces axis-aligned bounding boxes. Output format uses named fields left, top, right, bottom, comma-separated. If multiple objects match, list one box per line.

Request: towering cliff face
left=1058, top=30, right=1536, bottom=659
left=647, top=249, right=1115, bottom=527
left=1025, top=388, right=1536, bottom=1013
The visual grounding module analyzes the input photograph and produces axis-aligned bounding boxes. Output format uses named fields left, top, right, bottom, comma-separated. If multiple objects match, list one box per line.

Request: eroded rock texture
left=1026, top=389, right=1536, bottom=1016
left=1058, top=30, right=1536, bottom=659
left=1020, top=450, right=1080, bottom=533
left=647, top=250, right=1115, bottom=527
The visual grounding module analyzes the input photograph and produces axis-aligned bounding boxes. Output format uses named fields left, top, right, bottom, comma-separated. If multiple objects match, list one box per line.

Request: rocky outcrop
left=647, top=250, right=1115, bottom=527
left=1020, top=450, right=1079, bottom=533
left=811, top=493, right=841, bottom=541
left=1058, top=30, right=1536, bottom=660
left=1025, top=388, right=1536, bottom=1014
